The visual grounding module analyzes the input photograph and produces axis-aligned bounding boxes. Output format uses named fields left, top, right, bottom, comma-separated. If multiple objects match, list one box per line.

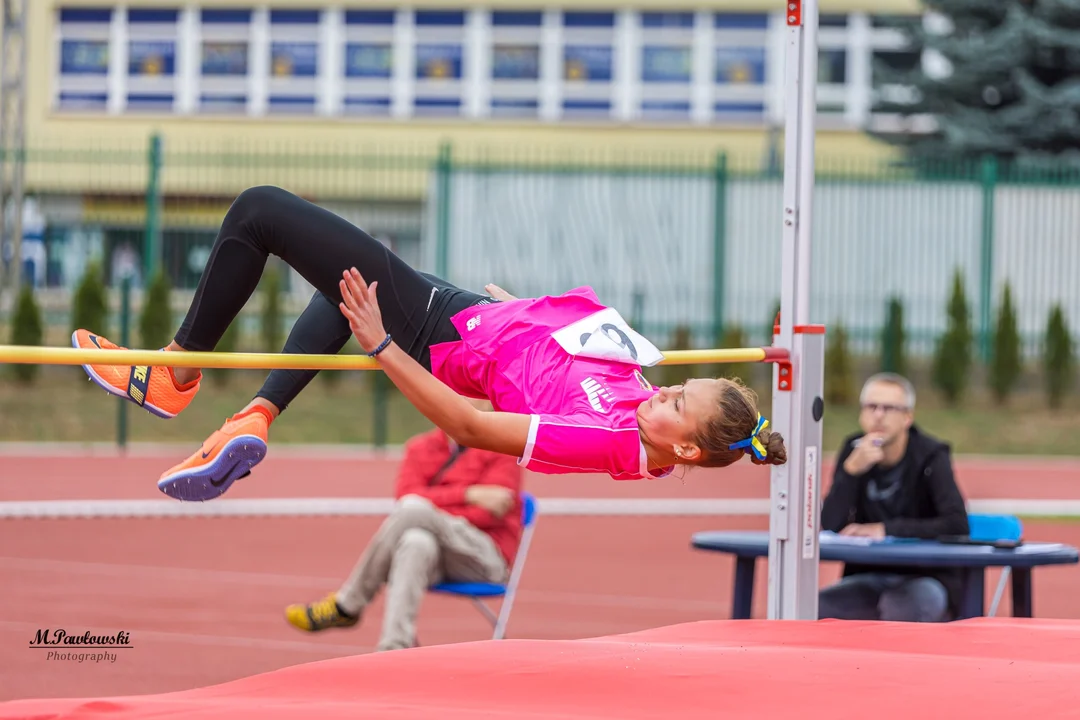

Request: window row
left=55, top=6, right=921, bottom=124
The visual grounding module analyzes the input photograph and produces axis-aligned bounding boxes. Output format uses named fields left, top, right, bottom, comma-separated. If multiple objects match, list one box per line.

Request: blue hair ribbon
left=728, top=414, right=769, bottom=460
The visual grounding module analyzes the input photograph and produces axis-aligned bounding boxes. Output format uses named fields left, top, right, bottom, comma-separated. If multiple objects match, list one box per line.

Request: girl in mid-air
left=74, top=186, right=787, bottom=501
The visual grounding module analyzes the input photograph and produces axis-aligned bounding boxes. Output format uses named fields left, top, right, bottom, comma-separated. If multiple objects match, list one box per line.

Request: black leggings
left=174, top=186, right=490, bottom=411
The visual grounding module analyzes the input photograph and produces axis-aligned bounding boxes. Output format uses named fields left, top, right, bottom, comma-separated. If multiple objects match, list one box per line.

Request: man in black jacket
left=818, top=373, right=970, bottom=622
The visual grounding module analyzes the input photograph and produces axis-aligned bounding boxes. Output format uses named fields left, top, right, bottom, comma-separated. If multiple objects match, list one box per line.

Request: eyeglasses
left=861, top=403, right=909, bottom=414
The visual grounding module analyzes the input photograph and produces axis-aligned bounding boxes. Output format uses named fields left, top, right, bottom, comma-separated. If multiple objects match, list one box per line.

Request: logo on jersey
left=580, top=377, right=616, bottom=414
left=466, top=315, right=481, bottom=331
left=633, top=370, right=652, bottom=391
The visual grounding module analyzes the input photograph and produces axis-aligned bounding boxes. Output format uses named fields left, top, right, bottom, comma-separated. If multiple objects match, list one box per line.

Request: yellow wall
left=26, top=0, right=916, bottom=198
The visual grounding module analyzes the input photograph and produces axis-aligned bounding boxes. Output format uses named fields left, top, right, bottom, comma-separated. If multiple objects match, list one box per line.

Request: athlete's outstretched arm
left=376, top=344, right=531, bottom=456
left=338, top=268, right=531, bottom=458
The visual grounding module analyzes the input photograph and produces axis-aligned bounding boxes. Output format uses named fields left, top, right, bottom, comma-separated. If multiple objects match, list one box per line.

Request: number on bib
left=555, top=308, right=663, bottom=367
left=580, top=323, right=639, bottom=362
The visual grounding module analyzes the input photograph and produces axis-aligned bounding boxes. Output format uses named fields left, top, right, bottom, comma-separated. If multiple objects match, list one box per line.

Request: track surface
left=2, top=449, right=1079, bottom=702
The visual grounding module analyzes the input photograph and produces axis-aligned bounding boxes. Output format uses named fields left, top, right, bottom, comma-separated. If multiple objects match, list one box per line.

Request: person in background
left=285, top=398, right=524, bottom=651
left=818, top=373, right=969, bottom=623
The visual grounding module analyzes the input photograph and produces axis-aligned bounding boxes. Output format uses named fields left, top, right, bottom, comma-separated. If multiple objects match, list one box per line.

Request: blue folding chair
left=967, top=513, right=1024, bottom=617
left=429, top=492, right=538, bottom=639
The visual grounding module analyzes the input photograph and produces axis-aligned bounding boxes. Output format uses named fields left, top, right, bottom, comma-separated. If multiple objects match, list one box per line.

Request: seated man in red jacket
left=285, top=399, right=524, bottom=651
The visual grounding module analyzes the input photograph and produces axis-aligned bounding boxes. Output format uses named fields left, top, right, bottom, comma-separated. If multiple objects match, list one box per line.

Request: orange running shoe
left=71, top=329, right=200, bottom=419
left=157, top=411, right=269, bottom=502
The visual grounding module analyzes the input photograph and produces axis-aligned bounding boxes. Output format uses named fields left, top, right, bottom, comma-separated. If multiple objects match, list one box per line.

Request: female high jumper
left=73, top=186, right=787, bottom=501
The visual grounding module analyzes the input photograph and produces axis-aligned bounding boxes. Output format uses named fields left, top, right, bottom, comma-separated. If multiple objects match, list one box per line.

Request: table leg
left=958, top=568, right=986, bottom=619
left=732, top=557, right=755, bottom=620
left=1011, top=568, right=1033, bottom=617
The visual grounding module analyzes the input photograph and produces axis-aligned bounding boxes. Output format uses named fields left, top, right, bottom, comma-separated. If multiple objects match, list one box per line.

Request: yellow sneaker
left=286, top=594, right=359, bottom=632
left=72, top=329, right=200, bottom=419
left=157, top=411, right=269, bottom=502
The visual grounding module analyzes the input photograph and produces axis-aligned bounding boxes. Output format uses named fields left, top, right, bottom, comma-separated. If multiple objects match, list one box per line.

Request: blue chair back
left=967, top=513, right=1023, bottom=542
left=521, top=492, right=537, bottom=527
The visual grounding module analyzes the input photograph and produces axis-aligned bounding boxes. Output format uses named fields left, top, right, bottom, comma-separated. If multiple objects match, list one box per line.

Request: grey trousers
left=335, top=494, right=509, bottom=651
left=818, top=572, right=951, bottom=622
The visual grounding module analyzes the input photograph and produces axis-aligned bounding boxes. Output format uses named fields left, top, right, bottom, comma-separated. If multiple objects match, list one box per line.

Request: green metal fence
left=2, top=134, right=1079, bottom=364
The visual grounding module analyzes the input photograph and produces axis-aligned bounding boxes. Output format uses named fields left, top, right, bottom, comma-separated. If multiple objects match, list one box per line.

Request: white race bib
left=551, top=307, right=664, bottom=367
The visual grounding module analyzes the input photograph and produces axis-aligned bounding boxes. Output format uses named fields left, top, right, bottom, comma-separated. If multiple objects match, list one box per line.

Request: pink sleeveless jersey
left=428, top=286, right=673, bottom=481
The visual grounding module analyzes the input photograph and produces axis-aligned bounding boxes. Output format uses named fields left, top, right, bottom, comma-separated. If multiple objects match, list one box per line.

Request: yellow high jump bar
left=0, top=345, right=788, bottom=371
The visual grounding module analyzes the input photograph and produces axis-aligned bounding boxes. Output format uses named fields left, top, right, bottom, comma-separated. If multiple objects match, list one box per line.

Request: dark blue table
left=691, top=530, right=1079, bottom=620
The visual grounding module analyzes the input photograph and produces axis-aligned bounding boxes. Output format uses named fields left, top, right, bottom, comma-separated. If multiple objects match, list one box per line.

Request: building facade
left=22, top=1, right=1078, bottom=360
left=35, top=0, right=926, bottom=160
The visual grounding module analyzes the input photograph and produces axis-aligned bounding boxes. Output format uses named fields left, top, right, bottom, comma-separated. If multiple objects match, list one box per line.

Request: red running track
left=1, top=451, right=1079, bottom=703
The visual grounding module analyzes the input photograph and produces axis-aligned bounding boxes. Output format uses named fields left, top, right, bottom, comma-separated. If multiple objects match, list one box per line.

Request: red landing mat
left=3, top=618, right=1080, bottom=720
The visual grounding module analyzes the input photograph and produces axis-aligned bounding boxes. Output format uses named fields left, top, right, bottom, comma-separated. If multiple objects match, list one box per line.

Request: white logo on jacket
left=580, top=377, right=616, bottom=414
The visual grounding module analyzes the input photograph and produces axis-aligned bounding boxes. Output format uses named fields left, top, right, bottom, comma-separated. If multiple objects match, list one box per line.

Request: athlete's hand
left=839, top=522, right=886, bottom=540
left=843, top=433, right=885, bottom=476
left=339, top=267, right=388, bottom=353
left=484, top=283, right=518, bottom=302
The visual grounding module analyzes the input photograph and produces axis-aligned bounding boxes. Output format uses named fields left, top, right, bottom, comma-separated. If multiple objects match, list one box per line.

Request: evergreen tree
left=880, top=296, right=908, bottom=376
left=873, top=0, right=1080, bottom=169
left=210, top=317, right=241, bottom=387
left=932, top=269, right=974, bottom=406
left=660, top=325, right=693, bottom=388
left=1043, top=304, right=1075, bottom=409
left=260, top=266, right=283, bottom=353
left=9, top=284, right=44, bottom=383
left=139, top=269, right=173, bottom=350
left=825, top=322, right=855, bottom=406
left=70, top=260, right=110, bottom=340
left=989, top=283, right=1023, bottom=404
left=718, top=324, right=751, bottom=386
left=69, top=260, right=110, bottom=379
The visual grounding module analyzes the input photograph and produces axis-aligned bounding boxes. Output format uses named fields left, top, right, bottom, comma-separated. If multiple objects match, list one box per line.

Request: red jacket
left=393, top=429, right=524, bottom=567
